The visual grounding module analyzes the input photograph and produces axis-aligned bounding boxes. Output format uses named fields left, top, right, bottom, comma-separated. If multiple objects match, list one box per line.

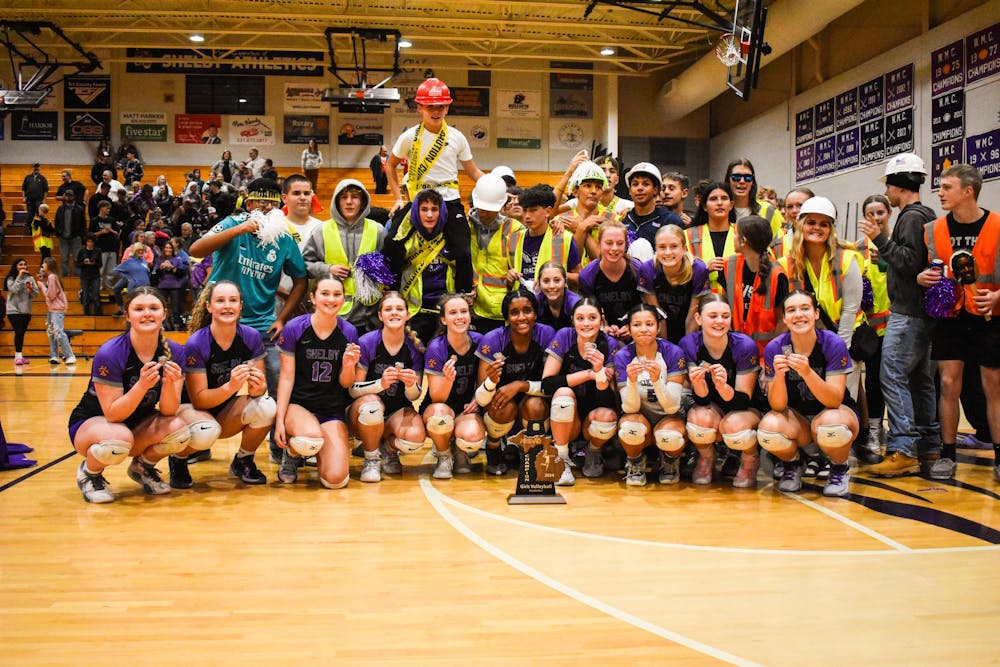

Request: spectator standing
left=31, top=204, right=56, bottom=261
left=5, top=258, right=38, bottom=366
left=120, top=150, right=144, bottom=186
left=301, top=139, right=323, bottom=191
left=76, top=235, right=103, bottom=316
left=246, top=149, right=266, bottom=179
left=21, top=163, right=49, bottom=226
left=211, top=150, right=237, bottom=184
left=55, top=192, right=86, bottom=277
left=38, top=257, right=77, bottom=365
left=56, top=171, right=88, bottom=205
left=370, top=146, right=389, bottom=194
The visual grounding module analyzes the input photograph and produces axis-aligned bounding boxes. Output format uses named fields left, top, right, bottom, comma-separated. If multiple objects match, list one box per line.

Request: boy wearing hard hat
left=467, top=173, right=523, bottom=332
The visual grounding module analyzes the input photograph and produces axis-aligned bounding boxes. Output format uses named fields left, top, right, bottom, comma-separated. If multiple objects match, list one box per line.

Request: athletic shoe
left=719, top=450, right=740, bottom=478
left=64, top=356, right=77, bottom=365
left=957, top=433, right=992, bottom=450
left=866, top=451, right=919, bottom=477
left=732, top=451, right=759, bottom=488
left=692, top=448, right=715, bottom=485
left=14, top=357, right=29, bottom=366
left=582, top=447, right=604, bottom=478
left=304, top=456, right=317, bottom=467
left=772, top=460, right=785, bottom=480
left=432, top=452, right=454, bottom=480
left=777, top=459, right=803, bottom=493
left=229, top=454, right=267, bottom=485
left=485, top=447, right=508, bottom=476
left=278, top=450, right=301, bottom=484
left=625, top=456, right=646, bottom=487
left=76, top=461, right=115, bottom=503
left=926, top=457, right=957, bottom=480
left=187, top=449, right=211, bottom=464
left=803, top=455, right=823, bottom=478
left=49, top=357, right=60, bottom=365
left=857, top=425, right=884, bottom=464
left=127, top=457, right=172, bottom=495
left=168, top=455, right=194, bottom=489
left=816, top=457, right=832, bottom=479
left=659, top=453, right=680, bottom=484
left=680, top=445, right=698, bottom=480
left=555, top=456, right=575, bottom=486
left=452, top=447, right=473, bottom=474
left=823, top=464, right=852, bottom=497
left=381, top=444, right=402, bottom=475
left=359, top=457, right=381, bottom=483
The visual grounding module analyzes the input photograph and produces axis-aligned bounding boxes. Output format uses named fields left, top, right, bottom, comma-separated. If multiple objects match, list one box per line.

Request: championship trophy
left=506, top=429, right=567, bottom=505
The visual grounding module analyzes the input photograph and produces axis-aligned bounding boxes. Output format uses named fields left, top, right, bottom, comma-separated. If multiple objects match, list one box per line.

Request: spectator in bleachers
left=77, top=234, right=103, bottom=316
left=89, top=201, right=120, bottom=291
left=99, top=169, right=126, bottom=201
left=21, top=163, right=49, bottom=227
left=88, top=182, right=113, bottom=222
left=91, top=151, right=116, bottom=186
left=178, top=223, right=196, bottom=252
left=301, top=139, right=323, bottom=191
left=55, top=190, right=87, bottom=277
left=152, top=175, right=174, bottom=200
left=111, top=242, right=151, bottom=315
left=232, top=163, right=253, bottom=190
left=31, top=204, right=56, bottom=261
left=152, top=241, right=189, bottom=331
left=120, top=149, right=144, bottom=186
left=131, top=184, right=156, bottom=220
left=661, top=172, right=692, bottom=227
left=212, top=150, right=237, bottom=184
left=56, top=170, right=88, bottom=205
left=115, top=138, right=141, bottom=164
left=0, top=199, right=6, bottom=263
left=246, top=149, right=266, bottom=179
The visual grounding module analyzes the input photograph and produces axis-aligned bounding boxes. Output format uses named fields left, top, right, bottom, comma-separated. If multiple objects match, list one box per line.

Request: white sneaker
left=126, top=457, right=171, bottom=495
left=555, top=456, right=575, bottom=486
left=432, top=452, right=454, bottom=479
left=360, top=457, right=382, bottom=483
left=381, top=444, right=402, bottom=474
left=76, top=461, right=115, bottom=503
left=49, top=356, right=60, bottom=365
left=625, top=456, right=647, bottom=487
left=64, top=356, right=78, bottom=365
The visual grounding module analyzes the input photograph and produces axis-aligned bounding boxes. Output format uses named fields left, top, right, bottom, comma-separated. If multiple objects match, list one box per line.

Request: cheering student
left=578, top=220, right=643, bottom=341
left=639, top=224, right=710, bottom=344
left=534, top=261, right=580, bottom=331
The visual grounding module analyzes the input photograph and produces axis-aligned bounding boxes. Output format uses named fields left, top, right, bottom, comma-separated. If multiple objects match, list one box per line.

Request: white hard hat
left=569, top=161, right=609, bottom=190
left=625, top=162, right=662, bottom=189
left=472, top=174, right=509, bottom=212
left=491, top=165, right=516, bottom=185
left=798, top=196, right=837, bottom=221
left=881, top=152, right=927, bottom=181
left=627, top=237, right=654, bottom=262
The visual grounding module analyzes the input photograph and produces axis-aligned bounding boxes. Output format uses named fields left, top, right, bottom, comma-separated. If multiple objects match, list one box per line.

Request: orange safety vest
left=724, top=254, right=784, bottom=355
left=924, top=211, right=1000, bottom=318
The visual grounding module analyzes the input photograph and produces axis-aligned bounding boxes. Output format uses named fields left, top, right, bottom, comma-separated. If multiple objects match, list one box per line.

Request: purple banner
left=795, top=108, right=814, bottom=146
left=860, top=118, right=885, bottom=165
left=931, top=140, right=963, bottom=190
left=885, top=64, right=913, bottom=113
left=836, top=128, right=860, bottom=171
left=814, top=97, right=835, bottom=139
left=795, top=144, right=815, bottom=182
left=815, top=137, right=836, bottom=177
left=931, top=40, right=964, bottom=96
left=930, top=90, right=964, bottom=144
left=884, top=108, right=914, bottom=157
left=966, top=23, right=1000, bottom=85
left=965, top=129, right=1000, bottom=182
left=858, top=76, right=884, bottom=123
left=835, top=89, right=858, bottom=130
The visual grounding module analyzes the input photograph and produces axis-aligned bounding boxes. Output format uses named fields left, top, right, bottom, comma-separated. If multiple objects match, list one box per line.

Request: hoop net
left=715, top=33, right=746, bottom=67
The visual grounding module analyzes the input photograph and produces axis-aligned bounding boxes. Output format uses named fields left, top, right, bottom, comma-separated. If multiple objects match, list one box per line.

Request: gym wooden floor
left=2, top=364, right=998, bottom=666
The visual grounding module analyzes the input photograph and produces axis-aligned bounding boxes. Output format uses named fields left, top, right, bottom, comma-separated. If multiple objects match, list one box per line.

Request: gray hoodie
left=5, top=274, right=37, bottom=315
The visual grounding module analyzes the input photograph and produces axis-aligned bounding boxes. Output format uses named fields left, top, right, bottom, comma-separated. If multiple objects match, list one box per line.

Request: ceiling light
left=238, top=98, right=247, bottom=103
left=600, top=47, right=615, bottom=56
left=398, top=39, right=412, bottom=48
left=189, top=34, right=205, bottom=43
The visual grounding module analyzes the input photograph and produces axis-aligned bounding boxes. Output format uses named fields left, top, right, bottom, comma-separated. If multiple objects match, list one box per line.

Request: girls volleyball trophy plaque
left=507, top=429, right=567, bottom=505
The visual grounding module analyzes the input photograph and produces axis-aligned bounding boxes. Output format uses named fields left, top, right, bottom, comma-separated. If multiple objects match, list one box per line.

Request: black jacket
left=54, top=204, right=87, bottom=240
left=872, top=202, right=936, bottom=318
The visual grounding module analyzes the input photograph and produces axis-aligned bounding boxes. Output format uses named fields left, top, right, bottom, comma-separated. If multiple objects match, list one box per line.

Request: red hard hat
left=415, top=78, right=453, bottom=105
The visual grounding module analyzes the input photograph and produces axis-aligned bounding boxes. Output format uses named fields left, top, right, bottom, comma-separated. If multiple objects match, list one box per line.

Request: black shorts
left=931, top=313, right=1000, bottom=368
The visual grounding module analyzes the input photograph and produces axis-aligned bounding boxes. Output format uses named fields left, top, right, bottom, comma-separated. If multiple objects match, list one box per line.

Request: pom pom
left=924, top=278, right=957, bottom=318
left=249, top=209, right=289, bottom=248
left=626, top=228, right=639, bottom=248
left=354, top=251, right=395, bottom=306
left=860, top=276, right=874, bottom=311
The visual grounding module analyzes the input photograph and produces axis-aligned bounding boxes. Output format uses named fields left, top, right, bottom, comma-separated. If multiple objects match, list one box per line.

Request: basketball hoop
left=715, top=33, right=748, bottom=67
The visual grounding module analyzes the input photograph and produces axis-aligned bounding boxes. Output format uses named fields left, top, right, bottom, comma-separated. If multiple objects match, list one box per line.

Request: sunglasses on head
left=729, top=173, right=754, bottom=183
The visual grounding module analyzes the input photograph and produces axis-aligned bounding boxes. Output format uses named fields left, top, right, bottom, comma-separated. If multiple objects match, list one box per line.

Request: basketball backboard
left=724, top=0, right=770, bottom=100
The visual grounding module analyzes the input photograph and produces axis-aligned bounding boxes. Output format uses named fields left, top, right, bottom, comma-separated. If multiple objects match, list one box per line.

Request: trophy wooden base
left=505, top=430, right=567, bottom=505
left=507, top=493, right=566, bottom=505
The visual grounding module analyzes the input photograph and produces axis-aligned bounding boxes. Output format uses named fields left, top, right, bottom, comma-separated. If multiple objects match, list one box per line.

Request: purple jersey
left=764, top=330, right=853, bottom=417
left=578, top=258, right=643, bottom=327
left=279, top=314, right=359, bottom=416
left=613, top=338, right=687, bottom=419
left=424, top=332, right=483, bottom=412
left=535, top=289, right=580, bottom=331
left=476, top=323, right=556, bottom=388
left=546, top=327, right=621, bottom=412
left=638, top=257, right=710, bottom=344
left=358, top=329, right=424, bottom=414
left=183, top=324, right=265, bottom=389
left=679, top=331, right=759, bottom=411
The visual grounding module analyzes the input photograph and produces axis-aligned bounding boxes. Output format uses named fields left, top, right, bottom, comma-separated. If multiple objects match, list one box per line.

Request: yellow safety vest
left=782, top=248, right=865, bottom=331
left=471, top=216, right=518, bottom=320
left=395, top=212, right=454, bottom=316
left=322, top=218, right=380, bottom=315
left=507, top=226, right=572, bottom=287
left=757, top=200, right=785, bottom=240
left=685, top=223, right=736, bottom=292
left=853, top=238, right=890, bottom=335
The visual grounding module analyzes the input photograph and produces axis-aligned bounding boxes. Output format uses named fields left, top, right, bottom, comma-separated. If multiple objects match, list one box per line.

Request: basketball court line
left=782, top=491, right=911, bottom=551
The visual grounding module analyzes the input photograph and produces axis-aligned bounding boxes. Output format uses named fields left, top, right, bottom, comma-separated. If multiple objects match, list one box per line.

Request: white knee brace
left=587, top=420, right=617, bottom=440
left=394, top=437, right=425, bottom=454
left=617, top=420, right=648, bottom=446
left=686, top=423, right=717, bottom=446
left=549, top=395, right=576, bottom=423
left=320, top=474, right=350, bottom=489
left=89, top=439, right=131, bottom=466
left=722, top=429, right=758, bottom=451
left=757, top=429, right=794, bottom=452
left=157, top=426, right=193, bottom=455
left=483, top=413, right=514, bottom=439
left=357, top=401, right=384, bottom=426
left=426, top=413, right=455, bottom=435
left=289, top=436, right=324, bottom=457
left=241, top=395, right=277, bottom=429
left=816, top=424, right=853, bottom=448
left=654, top=429, right=685, bottom=452
left=455, top=437, right=486, bottom=454
left=188, top=420, right=221, bottom=451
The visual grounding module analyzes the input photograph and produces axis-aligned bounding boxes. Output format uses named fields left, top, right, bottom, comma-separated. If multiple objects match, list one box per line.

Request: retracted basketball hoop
left=714, top=32, right=750, bottom=67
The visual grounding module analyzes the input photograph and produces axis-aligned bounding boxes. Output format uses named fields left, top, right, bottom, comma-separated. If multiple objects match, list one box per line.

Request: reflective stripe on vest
left=508, top=227, right=570, bottom=286
left=854, top=238, right=891, bottom=334
left=472, top=217, right=515, bottom=319
left=725, top=253, right=781, bottom=354
left=786, top=248, right=865, bottom=329
left=686, top=224, right=735, bottom=291
left=322, top=218, right=380, bottom=314
left=925, top=212, right=1000, bottom=317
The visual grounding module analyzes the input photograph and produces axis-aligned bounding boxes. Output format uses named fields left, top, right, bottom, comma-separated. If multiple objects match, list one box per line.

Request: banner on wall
left=64, top=75, right=110, bottom=109
left=860, top=118, right=885, bottom=165
left=965, top=23, right=1000, bottom=85
left=795, top=145, right=815, bottom=182
left=284, top=83, right=327, bottom=113
left=496, top=89, right=540, bottom=118
left=121, top=112, right=168, bottom=142
left=835, top=128, right=860, bottom=171
left=932, top=40, right=965, bottom=95
left=932, top=140, right=963, bottom=189
left=931, top=90, right=964, bottom=144
left=814, top=97, right=835, bottom=139
left=550, top=70, right=593, bottom=90
left=448, top=118, right=489, bottom=149
left=284, top=115, right=329, bottom=144
left=448, top=87, right=490, bottom=116
left=858, top=75, right=884, bottom=122
left=834, top=89, right=858, bottom=130
left=336, top=115, right=383, bottom=145
left=814, top=137, right=836, bottom=177
left=550, top=119, right=591, bottom=151
left=884, top=63, right=914, bottom=113
left=126, top=48, right=323, bottom=76
left=11, top=111, right=57, bottom=140
left=550, top=89, right=592, bottom=118
left=794, top=108, right=813, bottom=146
left=496, top=119, right=541, bottom=149
left=175, top=114, right=223, bottom=144
left=64, top=111, right=110, bottom=141
left=965, top=129, right=1000, bottom=181
left=884, top=108, right=914, bottom=156
left=230, top=115, right=275, bottom=145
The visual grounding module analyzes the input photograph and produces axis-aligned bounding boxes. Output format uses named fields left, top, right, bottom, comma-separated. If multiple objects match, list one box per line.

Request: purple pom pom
left=354, top=251, right=395, bottom=287
left=626, top=228, right=638, bottom=247
left=924, top=278, right=957, bottom=318
left=860, top=277, right=874, bottom=311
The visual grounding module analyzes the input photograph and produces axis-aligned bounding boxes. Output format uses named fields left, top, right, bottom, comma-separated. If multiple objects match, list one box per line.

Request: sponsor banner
left=11, top=111, right=57, bottom=140
left=814, top=137, right=836, bottom=177
left=966, top=22, right=1000, bottom=85
left=284, top=83, right=327, bottom=113
left=283, top=115, right=329, bottom=144
left=930, top=90, right=964, bottom=144
left=795, top=144, right=815, bottom=182
left=795, top=108, right=814, bottom=146
left=175, top=114, right=224, bottom=144
left=448, top=118, right=489, bottom=149
left=814, top=97, right=835, bottom=139
left=835, top=88, right=858, bottom=130
left=497, top=119, right=541, bottom=149
left=121, top=112, right=168, bottom=142
left=336, top=114, right=384, bottom=145
left=64, top=111, right=110, bottom=141
left=126, top=48, right=324, bottom=76
left=549, top=70, right=593, bottom=90
left=884, top=108, right=914, bottom=156
left=550, top=119, right=592, bottom=151
left=931, top=40, right=965, bottom=96
left=64, top=75, right=110, bottom=109
left=230, top=115, right=276, bottom=145
left=965, top=129, right=1000, bottom=181
left=496, top=89, right=541, bottom=119
left=885, top=63, right=914, bottom=113
left=835, top=127, right=860, bottom=171
left=550, top=89, right=593, bottom=118
left=858, top=76, right=884, bottom=123
left=931, top=140, right=963, bottom=189
left=860, top=118, right=885, bottom=165
left=448, top=87, right=490, bottom=116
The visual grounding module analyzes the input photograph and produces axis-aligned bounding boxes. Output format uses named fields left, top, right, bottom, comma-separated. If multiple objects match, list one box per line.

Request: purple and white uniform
left=183, top=324, right=265, bottom=417
left=476, top=323, right=556, bottom=392
left=637, top=258, right=710, bottom=344
left=424, top=332, right=483, bottom=413
left=535, top=289, right=580, bottom=331
left=578, top=258, right=643, bottom=327
left=764, top=330, right=855, bottom=418
left=278, top=314, right=359, bottom=419
left=678, top=331, right=761, bottom=412
left=357, top=330, right=424, bottom=415
left=546, top=327, right=621, bottom=413
left=613, top=338, right=687, bottom=421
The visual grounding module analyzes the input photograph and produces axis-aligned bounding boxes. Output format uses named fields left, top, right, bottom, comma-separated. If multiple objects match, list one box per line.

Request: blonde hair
left=123, top=286, right=173, bottom=362
left=654, top=224, right=693, bottom=285
left=786, top=214, right=851, bottom=285
left=188, top=280, right=241, bottom=333
left=379, top=290, right=425, bottom=353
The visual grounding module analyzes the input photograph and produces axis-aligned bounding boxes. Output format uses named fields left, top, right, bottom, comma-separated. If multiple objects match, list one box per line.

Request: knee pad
left=686, top=423, right=717, bottom=446
left=757, top=429, right=794, bottom=452
left=320, top=474, right=349, bottom=489
left=722, top=429, right=758, bottom=451
left=89, top=439, right=131, bottom=466
left=654, top=429, right=685, bottom=452
left=426, top=413, right=455, bottom=435
left=289, top=436, right=324, bottom=457
left=549, top=395, right=576, bottom=423
left=157, top=426, right=192, bottom=455
left=587, top=420, right=617, bottom=440
left=455, top=437, right=486, bottom=454
left=356, top=401, right=384, bottom=426
left=394, top=437, right=425, bottom=454
left=816, top=424, right=853, bottom=448
left=617, top=420, right=648, bottom=446
left=188, top=420, right=221, bottom=451
left=483, top=413, right=514, bottom=439
left=241, top=395, right=277, bottom=429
